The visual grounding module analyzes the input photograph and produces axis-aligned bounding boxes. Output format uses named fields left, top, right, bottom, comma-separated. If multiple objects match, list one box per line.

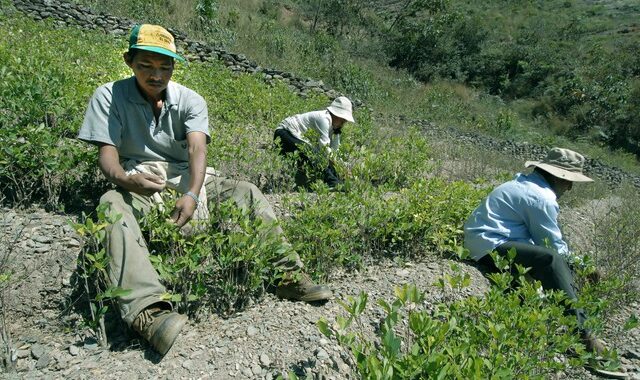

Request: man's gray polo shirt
left=78, top=76, right=210, bottom=163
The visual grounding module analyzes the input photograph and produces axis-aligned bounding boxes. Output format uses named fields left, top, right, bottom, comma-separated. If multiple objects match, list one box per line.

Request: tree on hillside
left=298, top=0, right=365, bottom=36
left=385, top=0, right=485, bottom=82
left=387, top=0, right=448, bottom=32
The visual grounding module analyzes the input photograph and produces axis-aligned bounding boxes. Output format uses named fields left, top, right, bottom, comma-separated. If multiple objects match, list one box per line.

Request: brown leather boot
left=276, top=273, right=332, bottom=302
left=132, top=306, right=187, bottom=356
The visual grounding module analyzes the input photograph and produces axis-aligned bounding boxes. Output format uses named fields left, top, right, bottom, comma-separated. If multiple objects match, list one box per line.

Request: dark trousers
left=479, top=241, right=587, bottom=329
left=273, top=129, right=341, bottom=188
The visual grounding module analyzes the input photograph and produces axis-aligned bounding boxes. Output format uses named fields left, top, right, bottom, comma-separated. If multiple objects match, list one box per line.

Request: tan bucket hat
left=327, top=96, right=354, bottom=123
left=525, top=147, right=593, bottom=182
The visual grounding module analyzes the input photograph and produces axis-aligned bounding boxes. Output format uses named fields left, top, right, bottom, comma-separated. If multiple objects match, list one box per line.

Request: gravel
left=1, top=204, right=638, bottom=379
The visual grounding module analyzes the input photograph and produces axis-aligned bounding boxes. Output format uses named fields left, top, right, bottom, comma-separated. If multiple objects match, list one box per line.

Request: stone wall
left=400, top=116, right=640, bottom=188
left=10, top=0, right=344, bottom=101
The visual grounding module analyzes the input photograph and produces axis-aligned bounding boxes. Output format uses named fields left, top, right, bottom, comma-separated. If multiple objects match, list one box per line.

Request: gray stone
left=34, top=244, right=51, bottom=253
left=246, top=325, right=258, bottom=337
left=30, top=344, right=46, bottom=359
left=182, top=359, right=194, bottom=370
left=17, top=349, right=30, bottom=359
left=66, top=238, right=81, bottom=247
left=35, top=353, right=50, bottom=369
left=241, top=367, right=253, bottom=377
left=305, top=80, right=324, bottom=88
left=315, top=348, right=330, bottom=361
left=32, top=234, right=52, bottom=243
left=624, top=349, right=640, bottom=360
left=259, top=353, right=271, bottom=367
left=68, top=345, right=80, bottom=356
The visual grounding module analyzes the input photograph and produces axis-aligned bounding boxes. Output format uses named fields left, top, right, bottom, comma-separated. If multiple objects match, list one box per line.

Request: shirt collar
left=527, top=170, right=551, bottom=188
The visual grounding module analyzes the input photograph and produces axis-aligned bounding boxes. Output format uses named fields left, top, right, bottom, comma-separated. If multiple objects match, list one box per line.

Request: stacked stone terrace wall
left=399, top=116, right=640, bottom=188
left=10, top=0, right=344, bottom=101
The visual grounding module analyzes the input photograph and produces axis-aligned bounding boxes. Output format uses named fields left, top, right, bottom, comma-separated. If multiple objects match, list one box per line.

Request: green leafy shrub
left=141, top=193, right=293, bottom=318
left=318, top=256, right=593, bottom=379
left=0, top=123, right=99, bottom=209
left=387, top=6, right=486, bottom=83
left=0, top=16, right=123, bottom=209
left=348, top=125, right=433, bottom=188
left=71, top=203, right=131, bottom=347
left=282, top=178, right=487, bottom=279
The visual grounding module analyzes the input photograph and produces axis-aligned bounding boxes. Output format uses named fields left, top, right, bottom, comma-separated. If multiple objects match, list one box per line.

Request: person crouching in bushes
left=463, top=147, right=606, bottom=355
left=274, top=97, right=354, bottom=190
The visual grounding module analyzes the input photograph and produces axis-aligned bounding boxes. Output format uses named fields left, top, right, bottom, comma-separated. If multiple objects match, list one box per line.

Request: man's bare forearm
left=186, top=132, right=208, bottom=195
left=98, top=144, right=131, bottom=189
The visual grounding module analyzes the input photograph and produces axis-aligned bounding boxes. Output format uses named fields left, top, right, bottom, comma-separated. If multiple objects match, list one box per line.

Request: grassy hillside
left=69, top=0, right=640, bottom=175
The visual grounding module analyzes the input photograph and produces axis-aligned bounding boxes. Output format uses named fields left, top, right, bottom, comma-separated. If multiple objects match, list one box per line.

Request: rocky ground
left=1, top=193, right=639, bottom=379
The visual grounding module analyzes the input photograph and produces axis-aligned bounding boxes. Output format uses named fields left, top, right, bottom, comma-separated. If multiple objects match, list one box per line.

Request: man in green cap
left=78, top=24, right=331, bottom=356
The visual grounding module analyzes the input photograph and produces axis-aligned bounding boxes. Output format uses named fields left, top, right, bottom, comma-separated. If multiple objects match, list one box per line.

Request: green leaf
left=317, top=318, right=332, bottom=338
left=624, top=314, right=639, bottom=331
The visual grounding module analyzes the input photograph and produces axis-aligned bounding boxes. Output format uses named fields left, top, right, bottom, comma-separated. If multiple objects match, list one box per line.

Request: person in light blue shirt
left=464, top=147, right=605, bottom=354
left=464, top=170, right=571, bottom=262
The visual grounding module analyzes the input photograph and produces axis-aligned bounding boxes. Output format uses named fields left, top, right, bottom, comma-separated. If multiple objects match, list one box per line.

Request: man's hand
left=98, top=144, right=166, bottom=196
left=170, top=195, right=197, bottom=227
left=125, top=173, right=166, bottom=196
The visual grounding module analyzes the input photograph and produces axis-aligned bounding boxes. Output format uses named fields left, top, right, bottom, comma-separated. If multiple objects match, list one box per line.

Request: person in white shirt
left=274, top=97, right=354, bottom=189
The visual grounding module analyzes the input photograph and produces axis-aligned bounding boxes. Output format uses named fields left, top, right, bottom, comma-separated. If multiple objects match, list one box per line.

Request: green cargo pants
left=100, top=176, right=303, bottom=326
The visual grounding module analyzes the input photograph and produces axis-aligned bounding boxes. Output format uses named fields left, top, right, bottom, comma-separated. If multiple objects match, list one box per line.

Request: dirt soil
left=1, top=194, right=639, bottom=380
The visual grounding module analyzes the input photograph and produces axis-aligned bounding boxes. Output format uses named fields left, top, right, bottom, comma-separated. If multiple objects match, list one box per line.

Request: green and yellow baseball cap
left=128, top=24, right=185, bottom=63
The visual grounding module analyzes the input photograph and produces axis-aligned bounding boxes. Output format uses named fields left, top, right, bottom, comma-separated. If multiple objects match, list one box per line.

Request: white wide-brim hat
left=525, top=147, right=593, bottom=182
left=327, top=96, right=354, bottom=123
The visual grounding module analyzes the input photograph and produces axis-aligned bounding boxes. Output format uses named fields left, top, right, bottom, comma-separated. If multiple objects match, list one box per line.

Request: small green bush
left=348, top=125, right=433, bottom=188
left=71, top=203, right=131, bottom=347
left=0, top=16, right=123, bottom=209
left=282, top=178, right=487, bottom=279
left=319, top=254, right=593, bottom=379
left=141, top=193, right=293, bottom=318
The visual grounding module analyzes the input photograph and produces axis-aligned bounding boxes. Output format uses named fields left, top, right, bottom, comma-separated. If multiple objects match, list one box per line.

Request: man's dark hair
left=124, top=48, right=140, bottom=63
left=127, top=49, right=140, bottom=61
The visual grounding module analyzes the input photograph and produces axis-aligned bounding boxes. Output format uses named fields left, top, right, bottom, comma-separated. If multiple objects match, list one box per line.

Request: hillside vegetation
left=1, top=0, right=639, bottom=378
left=73, top=0, right=640, bottom=169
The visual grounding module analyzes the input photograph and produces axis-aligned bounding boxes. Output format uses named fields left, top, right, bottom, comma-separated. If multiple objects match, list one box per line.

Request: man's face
left=126, top=50, right=174, bottom=100
left=552, top=177, right=573, bottom=199
left=331, top=114, right=346, bottom=130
